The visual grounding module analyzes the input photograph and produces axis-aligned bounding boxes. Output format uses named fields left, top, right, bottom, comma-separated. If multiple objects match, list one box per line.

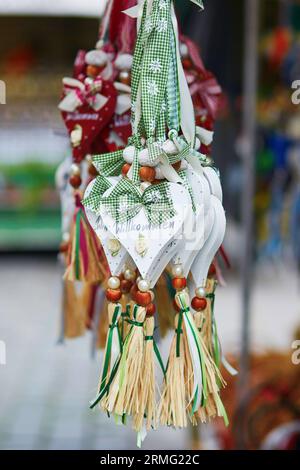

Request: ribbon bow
left=101, top=178, right=176, bottom=226
left=59, top=77, right=108, bottom=112
left=82, top=175, right=112, bottom=212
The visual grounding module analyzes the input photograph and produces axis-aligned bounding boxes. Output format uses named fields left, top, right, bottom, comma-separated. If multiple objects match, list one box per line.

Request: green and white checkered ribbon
left=101, top=178, right=176, bottom=226
left=92, top=150, right=124, bottom=177
left=82, top=175, right=112, bottom=212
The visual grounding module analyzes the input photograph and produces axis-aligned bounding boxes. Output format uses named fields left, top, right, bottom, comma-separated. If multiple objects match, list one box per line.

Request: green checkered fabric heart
left=101, top=178, right=176, bottom=227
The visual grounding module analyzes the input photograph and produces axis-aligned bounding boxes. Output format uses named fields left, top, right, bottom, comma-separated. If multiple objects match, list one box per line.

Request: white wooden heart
left=171, top=165, right=212, bottom=277
left=84, top=178, right=131, bottom=276
left=100, top=182, right=191, bottom=286
left=191, top=195, right=226, bottom=288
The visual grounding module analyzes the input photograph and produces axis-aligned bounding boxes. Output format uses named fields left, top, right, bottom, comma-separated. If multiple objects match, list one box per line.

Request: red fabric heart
left=61, top=80, right=117, bottom=163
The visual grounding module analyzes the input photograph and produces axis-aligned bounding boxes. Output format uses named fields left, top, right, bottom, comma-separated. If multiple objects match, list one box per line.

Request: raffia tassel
left=64, top=193, right=108, bottom=283
left=133, top=315, right=157, bottom=432
left=90, top=302, right=122, bottom=410
left=155, top=273, right=174, bottom=338
left=99, top=305, right=146, bottom=421
left=63, top=280, right=86, bottom=338
left=158, top=312, right=188, bottom=428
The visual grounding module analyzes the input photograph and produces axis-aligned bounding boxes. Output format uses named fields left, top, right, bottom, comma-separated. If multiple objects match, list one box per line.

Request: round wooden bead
left=172, top=161, right=181, bottom=172
left=69, top=174, right=82, bottom=188
left=146, top=303, right=156, bottom=317
left=172, top=277, right=187, bottom=291
left=208, top=263, right=216, bottom=277
left=122, top=163, right=131, bottom=176
left=59, top=241, right=69, bottom=254
left=119, top=71, right=131, bottom=86
left=135, top=290, right=152, bottom=307
left=139, top=166, right=156, bottom=183
left=106, top=288, right=122, bottom=303
left=121, top=279, right=133, bottom=294
left=130, top=284, right=138, bottom=301
left=88, top=164, right=98, bottom=177
left=86, top=64, right=103, bottom=78
left=182, top=57, right=193, bottom=70
left=173, top=298, right=181, bottom=313
left=191, top=297, right=207, bottom=312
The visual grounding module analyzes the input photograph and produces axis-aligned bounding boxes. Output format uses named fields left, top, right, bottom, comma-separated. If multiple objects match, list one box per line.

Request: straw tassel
left=98, top=303, right=122, bottom=397
left=133, top=314, right=157, bottom=432
left=64, top=193, right=107, bottom=283
left=99, top=305, right=146, bottom=421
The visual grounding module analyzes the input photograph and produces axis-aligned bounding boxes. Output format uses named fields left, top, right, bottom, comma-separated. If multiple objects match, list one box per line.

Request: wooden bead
left=88, top=164, right=98, bottom=177
left=191, top=297, right=207, bottom=312
left=59, top=241, right=69, bottom=254
left=135, top=290, right=152, bottom=307
left=121, top=279, right=133, bottom=294
left=139, top=166, right=156, bottom=183
left=69, top=174, right=82, bottom=188
left=208, top=263, right=216, bottom=277
left=172, top=277, right=187, bottom=291
left=106, top=288, right=122, bottom=303
left=146, top=303, right=156, bottom=317
left=130, top=284, right=138, bottom=301
left=122, top=163, right=131, bottom=176
left=86, top=64, right=104, bottom=78
left=119, top=71, right=131, bottom=86
left=173, top=298, right=181, bottom=313
left=182, top=57, right=193, bottom=70
left=172, top=161, right=181, bottom=172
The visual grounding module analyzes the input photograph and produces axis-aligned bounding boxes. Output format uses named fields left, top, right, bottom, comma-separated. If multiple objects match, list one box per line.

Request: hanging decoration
left=80, top=0, right=234, bottom=444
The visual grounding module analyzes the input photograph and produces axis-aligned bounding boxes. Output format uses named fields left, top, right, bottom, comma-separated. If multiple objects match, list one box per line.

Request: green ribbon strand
left=98, top=305, right=122, bottom=396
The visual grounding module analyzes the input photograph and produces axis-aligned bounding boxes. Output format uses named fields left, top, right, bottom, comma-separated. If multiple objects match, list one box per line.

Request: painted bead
left=71, top=163, right=81, bottom=175
left=108, top=276, right=121, bottom=290
left=139, top=166, right=156, bottom=183
left=121, top=279, right=133, bottom=294
left=195, top=287, right=206, bottom=298
left=172, top=265, right=183, bottom=278
left=209, top=263, right=216, bottom=277
left=146, top=303, right=156, bottom=316
left=135, top=290, right=152, bottom=307
left=106, top=288, right=122, bottom=303
left=69, top=174, right=82, bottom=188
left=138, top=279, right=150, bottom=293
left=122, top=163, right=131, bottom=176
left=172, top=277, right=187, bottom=291
left=124, top=269, right=136, bottom=281
left=191, top=297, right=207, bottom=312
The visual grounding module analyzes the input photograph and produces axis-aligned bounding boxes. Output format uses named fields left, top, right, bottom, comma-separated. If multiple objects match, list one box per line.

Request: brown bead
left=121, top=279, right=133, bottom=294
left=88, top=164, right=98, bottom=177
left=172, top=161, right=181, bottom=172
left=118, top=71, right=131, bottom=86
left=86, top=64, right=104, bottom=78
left=146, top=303, right=156, bottom=317
left=130, top=284, right=138, bottom=301
left=135, top=290, right=152, bottom=307
left=182, top=57, right=193, bottom=70
left=173, top=298, right=181, bottom=313
left=122, top=163, right=131, bottom=177
left=208, top=263, right=216, bottom=277
left=106, top=288, right=122, bottom=303
left=59, top=241, right=69, bottom=254
left=191, top=297, right=207, bottom=312
left=69, top=174, right=82, bottom=188
left=139, top=166, right=156, bottom=183
left=172, top=277, right=187, bottom=291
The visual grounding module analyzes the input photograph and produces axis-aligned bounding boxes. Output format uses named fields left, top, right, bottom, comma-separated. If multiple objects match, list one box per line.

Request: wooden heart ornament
left=100, top=181, right=191, bottom=286
left=60, top=79, right=117, bottom=163
left=84, top=177, right=130, bottom=276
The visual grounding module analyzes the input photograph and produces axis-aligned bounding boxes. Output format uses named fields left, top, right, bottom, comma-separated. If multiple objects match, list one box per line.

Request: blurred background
left=1, top=0, right=300, bottom=451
